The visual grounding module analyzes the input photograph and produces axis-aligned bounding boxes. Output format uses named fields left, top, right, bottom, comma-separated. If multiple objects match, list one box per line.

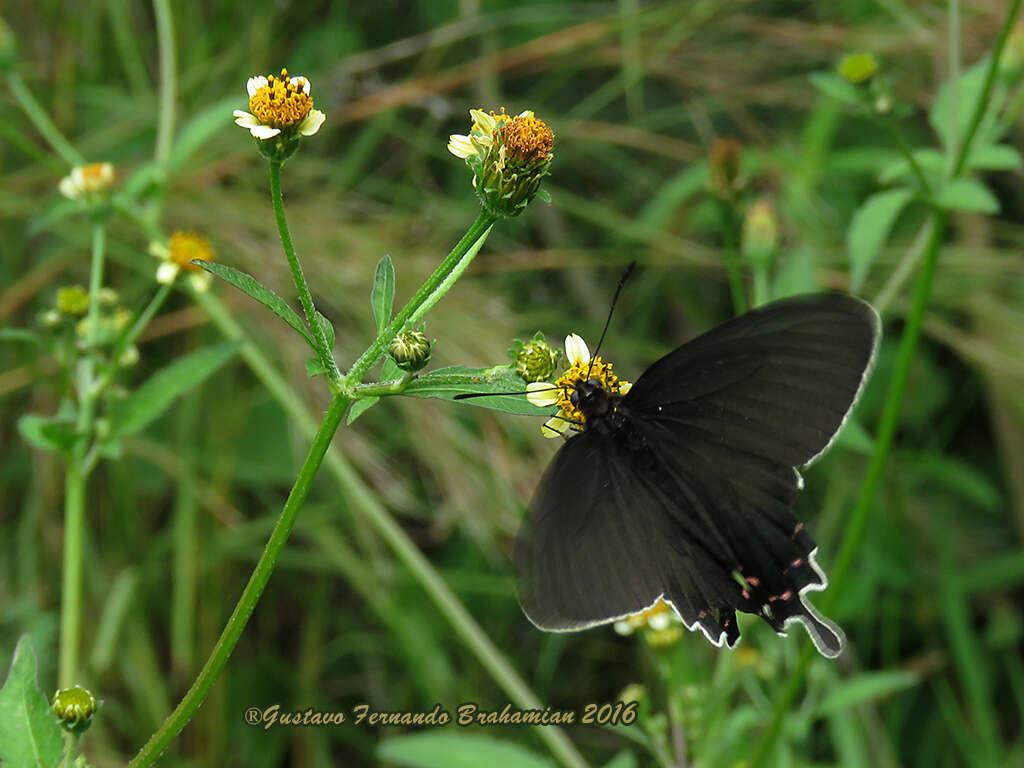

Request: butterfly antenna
left=587, top=261, right=637, bottom=379
left=454, top=386, right=558, bottom=401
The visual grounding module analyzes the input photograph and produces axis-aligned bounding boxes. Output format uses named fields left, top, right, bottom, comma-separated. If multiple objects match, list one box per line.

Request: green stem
left=127, top=392, right=350, bottom=768
left=114, top=282, right=172, bottom=363
left=714, top=199, right=746, bottom=315
left=152, top=0, right=176, bottom=171
left=58, top=223, right=106, bottom=687
left=878, top=117, right=932, bottom=195
left=5, top=72, right=85, bottom=167
left=193, top=290, right=588, bottom=768
left=268, top=159, right=341, bottom=384
left=345, top=208, right=497, bottom=385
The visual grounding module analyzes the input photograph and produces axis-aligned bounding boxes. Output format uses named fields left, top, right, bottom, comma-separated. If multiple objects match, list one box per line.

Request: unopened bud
left=742, top=198, right=779, bottom=270
left=56, top=286, right=90, bottom=316
left=839, top=52, right=878, bottom=85
left=52, top=686, right=97, bottom=734
left=513, top=338, right=559, bottom=383
left=709, top=138, right=743, bottom=201
left=389, top=330, right=432, bottom=372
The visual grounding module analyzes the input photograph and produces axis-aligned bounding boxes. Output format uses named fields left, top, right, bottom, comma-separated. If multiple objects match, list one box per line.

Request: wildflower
left=839, top=52, right=878, bottom=85
left=149, top=231, right=215, bottom=291
left=55, top=285, right=90, bottom=316
left=233, top=68, right=325, bottom=160
left=526, top=333, right=630, bottom=438
left=448, top=108, right=554, bottom=218
left=511, top=335, right=559, bottom=383
left=389, top=329, right=432, bottom=371
left=58, top=162, right=115, bottom=201
left=52, top=686, right=98, bottom=734
left=614, top=600, right=683, bottom=646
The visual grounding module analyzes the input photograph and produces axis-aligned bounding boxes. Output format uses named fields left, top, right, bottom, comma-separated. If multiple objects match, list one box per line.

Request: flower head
left=526, top=333, right=630, bottom=438
left=839, top=52, right=878, bottom=85
left=52, top=686, right=98, bottom=734
left=56, top=285, right=90, bottom=316
left=150, top=231, right=215, bottom=291
left=614, top=600, right=684, bottom=646
left=389, top=329, right=432, bottom=372
left=233, top=68, right=325, bottom=149
left=59, top=162, right=115, bottom=201
left=448, top=107, right=554, bottom=218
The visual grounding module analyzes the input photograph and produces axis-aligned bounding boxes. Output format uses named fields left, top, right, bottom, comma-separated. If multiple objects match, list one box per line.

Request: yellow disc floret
left=553, top=354, right=623, bottom=424
left=502, top=115, right=554, bottom=166
left=169, top=231, right=214, bottom=272
left=248, top=68, right=313, bottom=129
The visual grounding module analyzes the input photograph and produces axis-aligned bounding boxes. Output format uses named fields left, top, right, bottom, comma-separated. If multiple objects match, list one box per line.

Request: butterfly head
left=527, top=333, right=631, bottom=437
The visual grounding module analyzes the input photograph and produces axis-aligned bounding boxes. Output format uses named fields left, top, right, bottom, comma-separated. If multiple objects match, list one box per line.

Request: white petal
left=189, top=271, right=213, bottom=292
left=517, top=110, right=534, bottom=119
left=614, top=621, right=634, bottom=636
left=299, top=109, right=325, bottom=136
left=648, top=612, right=670, bottom=631
left=526, top=382, right=560, bottom=407
left=469, top=108, right=495, bottom=136
left=618, top=381, right=632, bottom=395
left=246, top=76, right=268, bottom=97
left=233, top=110, right=260, bottom=128
left=447, top=134, right=475, bottom=159
left=564, top=333, right=590, bottom=365
left=148, top=241, right=170, bottom=259
left=540, top=415, right=570, bottom=438
left=58, top=176, right=79, bottom=199
left=290, top=75, right=311, bottom=95
left=249, top=124, right=281, bottom=139
left=156, top=261, right=180, bottom=284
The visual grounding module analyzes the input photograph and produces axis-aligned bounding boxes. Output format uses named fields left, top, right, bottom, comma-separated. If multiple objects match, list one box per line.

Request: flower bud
left=742, top=197, right=779, bottom=271
left=389, top=330, right=432, bottom=372
left=52, top=686, right=97, bottom=734
left=708, top=138, right=743, bottom=201
left=58, top=163, right=116, bottom=202
left=839, top=52, right=878, bottom=85
left=56, top=285, right=90, bottom=316
left=513, top=337, right=559, bottom=383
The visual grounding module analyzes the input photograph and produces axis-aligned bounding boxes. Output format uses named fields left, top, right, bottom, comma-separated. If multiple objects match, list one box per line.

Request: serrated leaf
left=809, top=72, right=867, bottom=107
left=930, top=58, right=1000, bottom=151
left=815, top=670, right=919, bottom=716
left=347, top=396, right=380, bottom=424
left=0, top=636, right=65, bottom=768
left=169, top=97, right=237, bottom=171
left=403, top=365, right=555, bottom=416
left=109, top=342, right=238, bottom=438
left=196, top=261, right=315, bottom=350
left=847, top=186, right=916, bottom=291
left=377, top=732, right=555, bottom=768
left=934, top=178, right=1000, bottom=214
left=371, top=255, right=395, bottom=336
left=314, top=311, right=335, bottom=352
left=18, top=413, right=77, bottom=454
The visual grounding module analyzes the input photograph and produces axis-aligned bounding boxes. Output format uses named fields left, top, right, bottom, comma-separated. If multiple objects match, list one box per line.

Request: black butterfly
left=514, top=292, right=880, bottom=657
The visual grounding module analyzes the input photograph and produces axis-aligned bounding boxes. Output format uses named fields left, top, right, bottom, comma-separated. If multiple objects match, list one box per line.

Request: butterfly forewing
left=517, top=293, right=880, bottom=657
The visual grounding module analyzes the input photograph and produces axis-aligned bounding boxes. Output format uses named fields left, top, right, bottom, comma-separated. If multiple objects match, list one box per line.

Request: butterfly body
left=516, top=293, right=880, bottom=658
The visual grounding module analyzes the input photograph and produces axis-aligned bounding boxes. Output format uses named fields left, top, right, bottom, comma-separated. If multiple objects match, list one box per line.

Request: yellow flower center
left=553, top=355, right=622, bottom=424
left=169, top=231, right=214, bottom=271
left=248, top=68, right=313, bottom=129
left=502, top=115, right=554, bottom=165
left=80, top=162, right=114, bottom=189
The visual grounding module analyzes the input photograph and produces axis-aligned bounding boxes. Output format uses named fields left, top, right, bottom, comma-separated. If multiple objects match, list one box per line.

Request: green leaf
left=377, top=732, right=555, bottom=768
left=603, top=751, right=638, bottom=768
left=305, top=357, right=328, bottom=378
left=966, top=143, right=1023, bottom=171
left=771, top=247, right=817, bottom=300
left=0, top=636, right=65, bottom=768
left=403, top=365, right=555, bottom=416
left=809, top=72, right=868, bottom=107
left=0, top=327, right=42, bottom=345
left=314, top=311, right=335, bottom=351
left=18, top=413, right=77, bottom=454
left=847, top=186, right=916, bottom=291
left=815, top=670, right=919, bottom=716
left=371, top=254, right=396, bottom=336
left=347, top=396, right=380, bottom=424
left=196, top=261, right=315, bottom=350
left=934, top=179, right=1000, bottom=214
left=381, top=357, right=403, bottom=381
left=118, top=163, right=163, bottom=202
left=930, top=57, right=1000, bottom=151
left=109, top=342, right=238, bottom=438
left=169, top=97, right=237, bottom=171
left=878, top=148, right=944, bottom=185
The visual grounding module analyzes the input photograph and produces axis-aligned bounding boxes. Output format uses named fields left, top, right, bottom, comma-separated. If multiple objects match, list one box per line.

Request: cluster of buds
left=39, top=286, right=138, bottom=366
left=448, top=108, right=554, bottom=218
left=510, top=333, right=559, bottom=384
left=52, top=686, right=98, bottom=735
left=389, top=329, right=432, bottom=372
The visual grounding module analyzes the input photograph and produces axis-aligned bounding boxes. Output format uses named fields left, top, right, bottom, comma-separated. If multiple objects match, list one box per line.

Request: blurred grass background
left=2, top=1, right=1024, bottom=766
